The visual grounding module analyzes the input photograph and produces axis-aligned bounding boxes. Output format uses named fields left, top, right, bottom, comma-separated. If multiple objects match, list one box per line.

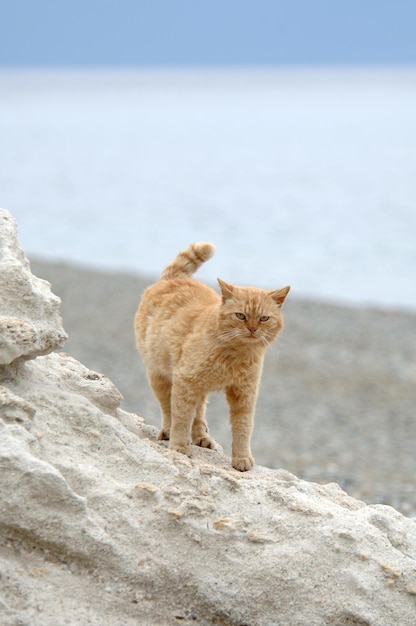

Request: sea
left=1, top=67, right=415, bottom=312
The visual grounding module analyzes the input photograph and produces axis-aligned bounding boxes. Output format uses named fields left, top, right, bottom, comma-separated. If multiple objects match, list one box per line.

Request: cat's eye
left=259, top=316, right=270, bottom=322
left=235, top=313, right=246, bottom=320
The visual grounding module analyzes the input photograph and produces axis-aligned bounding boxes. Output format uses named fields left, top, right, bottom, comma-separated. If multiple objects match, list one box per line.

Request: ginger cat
left=134, top=243, right=290, bottom=471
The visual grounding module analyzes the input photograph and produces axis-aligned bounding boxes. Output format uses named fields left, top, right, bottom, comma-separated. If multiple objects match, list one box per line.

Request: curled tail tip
left=161, top=241, right=215, bottom=279
left=194, top=241, right=215, bottom=260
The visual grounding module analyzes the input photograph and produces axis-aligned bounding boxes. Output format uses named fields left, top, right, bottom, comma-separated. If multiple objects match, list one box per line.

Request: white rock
left=1, top=207, right=416, bottom=625
left=0, top=209, right=67, bottom=365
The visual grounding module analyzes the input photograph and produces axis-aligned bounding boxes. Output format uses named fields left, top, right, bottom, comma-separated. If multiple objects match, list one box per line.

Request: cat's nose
left=247, top=326, right=257, bottom=334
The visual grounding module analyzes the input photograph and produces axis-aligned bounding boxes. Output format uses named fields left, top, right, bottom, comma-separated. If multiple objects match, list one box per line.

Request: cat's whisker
left=217, top=328, right=242, bottom=344
left=261, top=335, right=272, bottom=349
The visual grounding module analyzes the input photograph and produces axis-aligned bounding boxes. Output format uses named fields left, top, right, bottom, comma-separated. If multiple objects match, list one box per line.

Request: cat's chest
left=179, top=350, right=262, bottom=390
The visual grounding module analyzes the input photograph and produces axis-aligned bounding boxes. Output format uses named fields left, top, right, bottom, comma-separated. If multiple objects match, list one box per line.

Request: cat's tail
left=161, top=242, right=215, bottom=279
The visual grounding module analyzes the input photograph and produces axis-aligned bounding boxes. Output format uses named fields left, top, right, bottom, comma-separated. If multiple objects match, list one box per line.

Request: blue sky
left=1, top=0, right=416, bottom=67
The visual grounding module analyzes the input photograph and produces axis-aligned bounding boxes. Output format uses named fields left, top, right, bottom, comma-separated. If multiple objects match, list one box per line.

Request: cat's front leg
left=226, top=385, right=257, bottom=471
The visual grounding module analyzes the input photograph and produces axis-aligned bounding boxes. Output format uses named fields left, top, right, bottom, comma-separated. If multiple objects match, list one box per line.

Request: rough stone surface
left=0, top=210, right=67, bottom=365
left=1, top=208, right=416, bottom=625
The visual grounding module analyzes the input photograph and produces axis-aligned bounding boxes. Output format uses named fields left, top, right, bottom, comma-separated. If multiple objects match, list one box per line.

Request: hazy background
left=1, top=0, right=416, bottom=310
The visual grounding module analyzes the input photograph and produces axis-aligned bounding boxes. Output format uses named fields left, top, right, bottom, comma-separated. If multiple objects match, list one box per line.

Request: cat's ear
left=270, top=285, right=290, bottom=308
left=217, top=278, right=235, bottom=302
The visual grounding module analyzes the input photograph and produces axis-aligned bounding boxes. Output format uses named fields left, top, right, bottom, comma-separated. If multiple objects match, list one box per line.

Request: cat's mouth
left=246, top=332, right=262, bottom=342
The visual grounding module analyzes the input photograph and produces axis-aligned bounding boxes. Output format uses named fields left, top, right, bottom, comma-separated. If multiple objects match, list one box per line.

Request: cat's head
left=217, top=279, right=290, bottom=347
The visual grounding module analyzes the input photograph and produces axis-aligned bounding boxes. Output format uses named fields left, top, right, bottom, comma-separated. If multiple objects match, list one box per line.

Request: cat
left=134, top=242, right=290, bottom=471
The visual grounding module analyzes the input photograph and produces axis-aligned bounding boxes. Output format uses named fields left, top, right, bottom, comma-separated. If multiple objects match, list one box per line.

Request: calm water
left=1, top=67, right=415, bottom=310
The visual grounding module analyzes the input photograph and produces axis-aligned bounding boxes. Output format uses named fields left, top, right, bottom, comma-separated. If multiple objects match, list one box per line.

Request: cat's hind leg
left=148, top=371, right=172, bottom=441
left=192, top=396, right=216, bottom=449
left=169, top=379, right=201, bottom=456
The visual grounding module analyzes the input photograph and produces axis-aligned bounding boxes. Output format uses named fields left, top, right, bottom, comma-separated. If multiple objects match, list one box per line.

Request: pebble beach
left=30, top=258, right=416, bottom=517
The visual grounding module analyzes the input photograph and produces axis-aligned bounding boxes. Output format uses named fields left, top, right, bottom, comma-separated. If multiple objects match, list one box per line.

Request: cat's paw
left=169, top=442, right=192, bottom=457
left=193, top=435, right=216, bottom=449
left=232, top=455, right=254, bottom=472
left=157, top=428, right=170, bottom=441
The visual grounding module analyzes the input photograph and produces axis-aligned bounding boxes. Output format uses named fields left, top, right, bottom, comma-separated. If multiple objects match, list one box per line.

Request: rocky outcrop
left=0, top=210, right=67, bottom=365
left=1, top=208, right=416, bottom=625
